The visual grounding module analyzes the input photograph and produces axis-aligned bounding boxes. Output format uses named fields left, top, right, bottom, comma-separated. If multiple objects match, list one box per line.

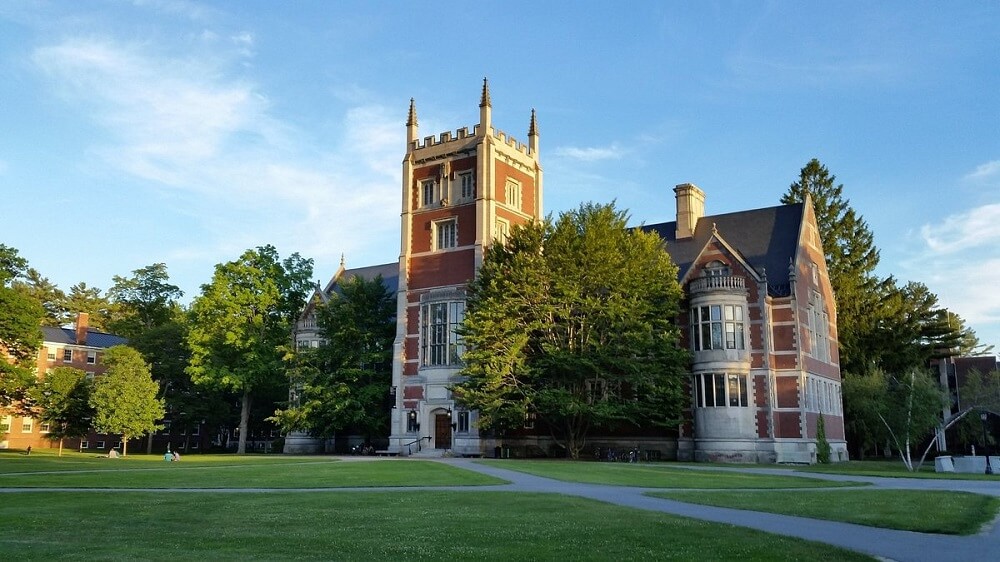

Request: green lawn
left=651, top=489, right=1000, bottom=535
left=0, top=452, right=504, bottom=488
left=797, top=459, right=1000, bottom=480
left=478, top=459, right=865, bottom=488
left=0, top=491, right=873, bottom=561
left=0, top=450, right=333, bottom=473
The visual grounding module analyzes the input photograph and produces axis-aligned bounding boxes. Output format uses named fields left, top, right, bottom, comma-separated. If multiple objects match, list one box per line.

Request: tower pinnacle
left=528, top=108, right=539, bottom=155
left=479, top=77, right=491, bottom=108
left=406, top=98, right=418, bottom=146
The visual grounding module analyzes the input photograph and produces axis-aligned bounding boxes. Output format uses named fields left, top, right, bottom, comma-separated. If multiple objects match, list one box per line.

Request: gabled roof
left=41, top=326, right=128, bottom=349
left=326, top=262, right=399, bottom=297
left=642, top=202, right=805, bottom=296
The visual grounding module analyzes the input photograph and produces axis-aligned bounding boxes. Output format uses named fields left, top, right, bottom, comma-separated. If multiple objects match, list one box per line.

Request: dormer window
left=704, top=260, right=729, bottom=277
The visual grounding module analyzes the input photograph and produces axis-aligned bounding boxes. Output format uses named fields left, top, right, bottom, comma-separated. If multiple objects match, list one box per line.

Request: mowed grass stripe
left=650, top=489, right=1000, bottom=535
left=0, top=491, right=874, bottom=561
left=0, top=459, right=505, bottom=488
left=477, top=460, right=864, bottom=488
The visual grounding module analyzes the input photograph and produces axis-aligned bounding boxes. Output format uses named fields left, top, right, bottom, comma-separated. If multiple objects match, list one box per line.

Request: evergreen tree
left=11, top=268, right=67, bottom=326
left=781, top=159, right=883, bottom=375
left=454, top=202, right=689, bottom=458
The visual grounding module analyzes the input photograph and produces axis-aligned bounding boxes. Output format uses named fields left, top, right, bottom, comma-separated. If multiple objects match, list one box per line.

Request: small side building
left=1, top=313, right=127, bottom=451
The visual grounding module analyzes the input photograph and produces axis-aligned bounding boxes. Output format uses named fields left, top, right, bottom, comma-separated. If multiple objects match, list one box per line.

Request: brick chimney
left=75, top=313, right=89, bottom=345
left=674, top=183, right=705, bottom=240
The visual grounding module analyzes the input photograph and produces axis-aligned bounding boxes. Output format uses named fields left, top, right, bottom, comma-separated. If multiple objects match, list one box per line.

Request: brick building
left=292, top=82, right=847, bottom=463
left=1, top=313, right=127, bottom=451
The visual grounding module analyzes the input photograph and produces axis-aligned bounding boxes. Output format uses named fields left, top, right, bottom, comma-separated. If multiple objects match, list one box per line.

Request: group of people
left=163, top=450, right=181, bottom=462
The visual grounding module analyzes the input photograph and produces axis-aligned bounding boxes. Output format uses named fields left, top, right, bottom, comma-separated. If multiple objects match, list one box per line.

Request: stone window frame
left=694, top=373, right=749, bottom=408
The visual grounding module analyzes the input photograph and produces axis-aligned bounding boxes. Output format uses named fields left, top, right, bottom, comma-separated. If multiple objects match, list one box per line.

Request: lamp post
left=981, top=412, right=993, bottom=475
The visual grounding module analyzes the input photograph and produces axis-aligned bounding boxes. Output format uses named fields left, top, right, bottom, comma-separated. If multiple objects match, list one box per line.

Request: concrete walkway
left=441, top=459, right=1000, bottom=562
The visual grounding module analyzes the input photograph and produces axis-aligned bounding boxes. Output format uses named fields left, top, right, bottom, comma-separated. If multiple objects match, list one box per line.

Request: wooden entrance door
left=435, top=414, right=452, bottom=449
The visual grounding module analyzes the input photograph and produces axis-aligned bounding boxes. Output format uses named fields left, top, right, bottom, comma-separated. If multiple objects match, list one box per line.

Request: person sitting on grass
left=108, top=448, right=119, bottom=459
left=172, top=451, right=180, bottom=461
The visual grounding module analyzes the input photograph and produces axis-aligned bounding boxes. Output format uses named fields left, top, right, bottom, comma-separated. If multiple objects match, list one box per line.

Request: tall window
left=495, top=219, right=509, bottom=244
left=457, top=410, right=470, bottom=433
left=459, top=172, right=475, bottom=200
left=505, top=178, right=521, bottom=210
left=421, top=301, right=465, bottom=366
left=694, top=373, right=748, bottom=407
left=435, top=220, right=457, bottom=250
left=63, top=349, right=73, bottom=362
left=421, top=180, right=437, bottom=207
left=21, top=418, right=33, bottom=433
left=691, top=304, right=745, bottom=351
left=87, top=351, right=97, bottom=364
left=46, top=347, right=56, bottom=361
left=0, top=416, right=10, bottom=433
left=808, top=291, right=830, bottom=362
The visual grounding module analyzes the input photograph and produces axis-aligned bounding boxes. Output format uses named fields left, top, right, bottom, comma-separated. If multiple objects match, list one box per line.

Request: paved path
left=442, top=460, right=1000, bottom=562
left=3, top=458, right=999, bottom=561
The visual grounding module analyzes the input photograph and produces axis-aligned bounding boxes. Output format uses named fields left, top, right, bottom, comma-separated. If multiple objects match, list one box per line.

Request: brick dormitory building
left=289, top=81, right=848, bottom=463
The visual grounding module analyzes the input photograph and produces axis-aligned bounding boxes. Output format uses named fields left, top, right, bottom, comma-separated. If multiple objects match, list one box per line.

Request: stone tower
left=388, top=80, right=542, bottom=454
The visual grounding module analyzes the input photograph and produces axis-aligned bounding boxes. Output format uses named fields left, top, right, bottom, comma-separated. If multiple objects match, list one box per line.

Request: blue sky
left=1, top=1, right=998, bottom=350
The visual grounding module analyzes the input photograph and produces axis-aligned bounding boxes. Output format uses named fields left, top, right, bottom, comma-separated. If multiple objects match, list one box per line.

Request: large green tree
left=90, top=346, right=165, bottom=456
left=11, top=268, right=67, bottom=327
left=63, top=282, right=112, bottom=330
left=107, top=263, right=184, bottom=339
left=0, top=244, right=45, bottom=413
left=187, top=245, right=313, bottom=454
left=842, top=367, right=946, bottom=469
left=272, top=275, right=395, bottom=441
left=30, top=366, right=94, bottom=456
left=781, top=159, right=884, bottom=375
left=454, top=202, right=689, bottom=459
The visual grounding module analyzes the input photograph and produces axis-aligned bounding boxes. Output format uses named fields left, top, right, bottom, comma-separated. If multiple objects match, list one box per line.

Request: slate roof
left=642, top=202, right=805, bottom=297
left=327, top=262, right=399, bottom=296
left=41, top=326, right=128, bottom=349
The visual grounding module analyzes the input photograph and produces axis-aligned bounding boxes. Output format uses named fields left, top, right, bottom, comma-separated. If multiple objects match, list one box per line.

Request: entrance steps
left=406, top=448, right=449, bottom=458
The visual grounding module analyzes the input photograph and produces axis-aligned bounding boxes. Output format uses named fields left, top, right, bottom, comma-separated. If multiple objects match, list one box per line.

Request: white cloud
left=919, top=203, right=1000, bottom=255
left=964, top=160, right=1000, bottom=182
left=553, top=144, right=624, bottom=162
left=30, top=36, right=402, bottom=276
left=906, top=203, right=1000, bottom=348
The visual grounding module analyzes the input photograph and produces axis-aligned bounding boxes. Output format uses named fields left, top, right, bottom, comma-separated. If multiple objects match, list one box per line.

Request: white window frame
left=495, top=218, right=510, bottom=245
left=504, top=178, right=521, bottom=210
left=421, top=179, right=437, bottom=207
left=21, top=418, right=33, bottom=433
left=691, top=304, right=745, bottom=351
left=434, top=219, right=458, bottom=250
left=0, top=415, right=11, bottom=433
left=40, top=422, right=51, bottom=433
left=87, top=350, right=97, bottom=364
left=96, top=441, right=106, bottom=449
left=80, top=440, right=90, bottom=449
left=459, top=171, right=475, bottom=200
left=46, top=347, right=56, bottom=361
left=63, top=348, right=73, bottom=363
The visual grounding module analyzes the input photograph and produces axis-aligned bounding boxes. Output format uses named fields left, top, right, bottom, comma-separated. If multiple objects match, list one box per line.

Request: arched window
left=704, top=260, right=730, bottom=277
